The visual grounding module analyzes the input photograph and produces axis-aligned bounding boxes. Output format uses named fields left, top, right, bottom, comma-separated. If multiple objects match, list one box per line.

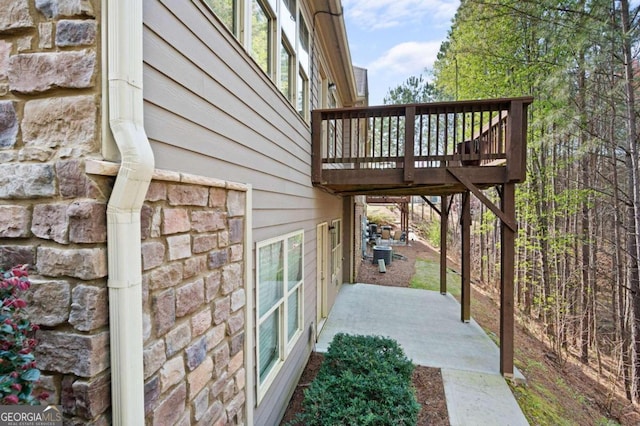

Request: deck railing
left=312, top=97, right=532, bottom=185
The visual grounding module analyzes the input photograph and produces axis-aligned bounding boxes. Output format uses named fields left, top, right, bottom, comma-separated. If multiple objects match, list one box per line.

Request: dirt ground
left=280, top=238, right=640, bottom=425
left=355, top=239, right=438, bottom=287
left=280, top=240, right=448, bottom=426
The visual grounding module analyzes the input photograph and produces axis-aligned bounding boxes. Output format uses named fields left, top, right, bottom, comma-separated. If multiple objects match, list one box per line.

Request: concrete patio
left=316, top=283, right=529, bottom=426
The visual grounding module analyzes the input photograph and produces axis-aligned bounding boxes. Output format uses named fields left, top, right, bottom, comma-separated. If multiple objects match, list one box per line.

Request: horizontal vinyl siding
left=142, top=1, right=344, bottom=425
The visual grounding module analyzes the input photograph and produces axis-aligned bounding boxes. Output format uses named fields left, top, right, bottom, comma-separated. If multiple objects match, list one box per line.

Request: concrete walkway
left=316, top=283, right=529, bottom=426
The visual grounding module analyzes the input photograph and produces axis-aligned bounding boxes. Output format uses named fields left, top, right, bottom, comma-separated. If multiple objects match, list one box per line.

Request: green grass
left=510, top=383, right=573, bottom=426
left=409, top=258, right=462, bottom=296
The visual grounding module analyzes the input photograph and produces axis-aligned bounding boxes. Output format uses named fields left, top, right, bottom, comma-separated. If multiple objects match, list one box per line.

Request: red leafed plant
left=0, top=265, right=47, bottom=405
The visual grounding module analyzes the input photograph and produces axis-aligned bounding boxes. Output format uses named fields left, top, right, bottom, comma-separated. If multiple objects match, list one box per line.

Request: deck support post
left=500, top=183, right=516, bottom=377
left=461, top=191, right=471, bottom=323
left=401, top=201, right=409, bottom=243
left=311, top=110, right=323, bottom=184
left=440, top=195, right=448, bottom=295
left=404, top=106, right=415, bottom=182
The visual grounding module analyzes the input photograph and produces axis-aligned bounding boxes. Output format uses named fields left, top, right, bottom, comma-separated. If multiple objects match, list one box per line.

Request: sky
left=342, top=0, right=460, bottom=106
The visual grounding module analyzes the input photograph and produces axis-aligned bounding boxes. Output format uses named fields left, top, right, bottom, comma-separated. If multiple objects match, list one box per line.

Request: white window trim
left=256, top=229, right=304, bottom=403
left=297, top=67, right=309, bottom=121
left=331, top=219, right=342, bottom=284
left=202, top=0, right=312, bottom=115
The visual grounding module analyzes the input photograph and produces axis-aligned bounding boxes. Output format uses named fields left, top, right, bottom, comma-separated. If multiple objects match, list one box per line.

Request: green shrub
left=295, top=334, right=420, bottom=426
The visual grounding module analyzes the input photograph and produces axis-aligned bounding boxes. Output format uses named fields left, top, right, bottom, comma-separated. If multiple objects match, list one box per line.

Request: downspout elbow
left=106, top=105, right=154, bottom=426
left=105, top=0, right=154, bottom=424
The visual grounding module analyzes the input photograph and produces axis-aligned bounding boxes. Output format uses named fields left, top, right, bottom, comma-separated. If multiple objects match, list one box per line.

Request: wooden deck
left=312, top=97, right=533, bottom=196
left=312, top=96, right=534, bottom=378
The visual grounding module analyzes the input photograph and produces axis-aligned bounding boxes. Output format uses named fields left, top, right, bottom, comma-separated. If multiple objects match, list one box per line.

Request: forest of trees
left=386, top=0, right=640, bottom=403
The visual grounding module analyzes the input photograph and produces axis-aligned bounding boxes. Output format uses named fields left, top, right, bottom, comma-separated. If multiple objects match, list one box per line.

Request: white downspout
left=106, top=0, right=154, bottom=424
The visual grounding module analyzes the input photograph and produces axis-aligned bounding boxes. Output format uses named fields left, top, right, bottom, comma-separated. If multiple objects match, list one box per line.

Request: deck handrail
left=311, top=97, right=532, bottom=186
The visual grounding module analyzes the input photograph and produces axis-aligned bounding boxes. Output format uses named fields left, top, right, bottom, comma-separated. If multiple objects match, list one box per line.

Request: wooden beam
left=500, top=183, right=516, bottom=377
left=402, top=202, right=409, bottom=242
left=421, top=195, right=441, bottom=216
left=404, top=106, right=415, bottom=182
left=321, top=167, right=508, bottom=187
left=311, top=110, right=323, bottom=184
left=461, top=192, right=471, bottom=322
left=506, top=100, right=525, bottom=182
left=440, top=195, right=448, bottom=295
left=446, top=168, right=517, bottom=232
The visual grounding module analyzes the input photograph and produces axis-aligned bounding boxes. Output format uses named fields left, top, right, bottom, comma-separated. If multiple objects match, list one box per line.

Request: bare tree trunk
left=620, top=0, right=640, bottom=400
left=611, top=132, right=632, bottom=399
left=577, top=36, right=591, bottom=364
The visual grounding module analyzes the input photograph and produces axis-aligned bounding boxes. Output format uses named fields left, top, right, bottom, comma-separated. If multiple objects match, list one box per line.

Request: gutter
left=329, top=0, right=358, bottom=105
left=105, top=0, right=154, bottom=424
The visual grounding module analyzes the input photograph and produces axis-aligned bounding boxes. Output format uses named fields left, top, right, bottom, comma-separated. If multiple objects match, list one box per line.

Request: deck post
left=461, top=191, right=471, bottom=323
left=311, top=110, right=323, bottom=184
left=500, top=183, right=516, bottom=377
left=440, top=195, right=448, bottom=295
left=404, top=106, right=415, bottom=182
left=506, top=100, right=524, bottom=182
left=402, top=201, right=409, bottom=242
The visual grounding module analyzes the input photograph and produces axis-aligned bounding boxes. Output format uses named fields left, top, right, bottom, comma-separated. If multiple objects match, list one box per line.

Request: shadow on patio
left=316, top=283, right=529, bottom=426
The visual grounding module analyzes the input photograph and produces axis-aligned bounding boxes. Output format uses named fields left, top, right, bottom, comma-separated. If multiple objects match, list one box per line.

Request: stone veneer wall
left=139, top=173, right=247, bottom=426
left=0, top=2, right=247, bottom=424
left=0, top=0, right=109, bottom=424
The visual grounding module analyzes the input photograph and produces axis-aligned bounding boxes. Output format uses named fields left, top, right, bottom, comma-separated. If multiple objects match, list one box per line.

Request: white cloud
left=343, top=0, right=458, bottom=31
left=367, top=40, right=442, bottom=76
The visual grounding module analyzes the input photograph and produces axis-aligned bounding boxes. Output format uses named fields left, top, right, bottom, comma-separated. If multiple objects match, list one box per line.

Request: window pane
left=280, top=40, right=292, bottom=101
left=205, top=0, right=235, bottom=32
left=287, top=233, right=302, bottom=290
left=259, top=241, right=284, bottom=316
left=259, top=310, right=279, bottom=383
left=297, top=70, right=308, bottom=118
left=287, top=290, right=299, bottom=341
left=281, top=0, right=296, bottom=42
left=251, top=0, right=271, bottom=75
left=298, top=13, right=309, bottom=73
left=331, top=222, right=340, bottom=249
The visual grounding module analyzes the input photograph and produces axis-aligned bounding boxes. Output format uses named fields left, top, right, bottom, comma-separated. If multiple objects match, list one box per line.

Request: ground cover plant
left=293, top=333, right=420, bottom=426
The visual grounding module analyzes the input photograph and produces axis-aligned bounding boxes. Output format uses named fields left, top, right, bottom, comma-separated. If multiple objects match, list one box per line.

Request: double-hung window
left=280, top=39, right=294, bottom=102
left=256, top=230, right=304, bottom=400
left=204, top=0, right=311, bottom=119
left=297, top=12, right=310, bottom=120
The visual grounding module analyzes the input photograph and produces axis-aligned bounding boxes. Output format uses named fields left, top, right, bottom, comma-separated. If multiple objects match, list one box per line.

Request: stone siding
left=140, top=176, right=247, bottom=426
left=0, top=1, right=109, bottom=423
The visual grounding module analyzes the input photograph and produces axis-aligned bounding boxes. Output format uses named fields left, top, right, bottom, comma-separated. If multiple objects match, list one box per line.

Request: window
left=330, top=219, right=341, bottom=283
left=280, top=39, right=294, bottom=102
left=204, top=0, right=236, bottom=33
left=251, top=0, right=272, bottom=76
left=297, top=13, right=310, bottom=119
left=204, top=0, right=312, bottom=117
left=298, top=12, right=309, bottom=73
left=257, top=230, right=304, bottom=400
left=297, top=69, right=308, bottom=119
